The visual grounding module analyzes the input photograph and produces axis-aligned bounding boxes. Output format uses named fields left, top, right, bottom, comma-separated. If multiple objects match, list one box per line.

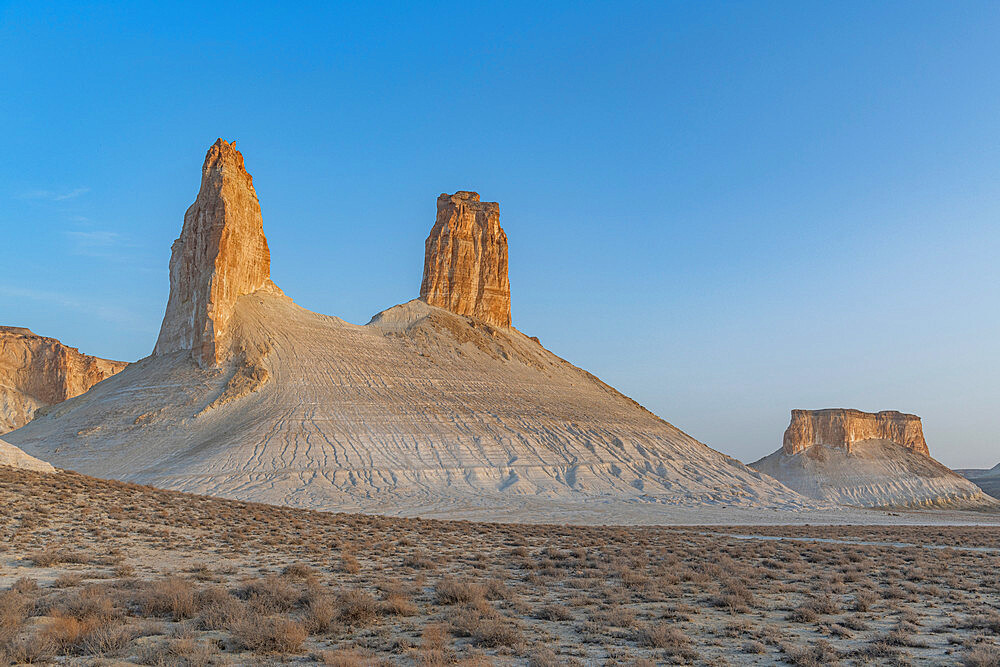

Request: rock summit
left=420, top=191, right=511, bottom=328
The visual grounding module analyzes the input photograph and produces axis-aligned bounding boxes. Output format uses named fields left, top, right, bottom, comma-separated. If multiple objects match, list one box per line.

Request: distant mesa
left=753, top=408, right=995, bottom=509
left=3, top=138, right=810, bottom=521
left=420, top=191, right=511, bottom=329
left=0, top=326, right=127, bottom=433
left=783, top=408, right=929, bottom=457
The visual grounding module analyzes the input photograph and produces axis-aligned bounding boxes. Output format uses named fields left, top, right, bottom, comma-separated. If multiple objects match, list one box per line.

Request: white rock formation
left=0, top=437, right=55, bottom=473
left=752, top=409, right=994, bottom=509
left=4, top=140, right=816, bottom=522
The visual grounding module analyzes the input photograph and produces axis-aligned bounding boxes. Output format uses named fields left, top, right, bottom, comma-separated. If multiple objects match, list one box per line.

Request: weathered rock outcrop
left=420, top=191, right=511, bottom=328
left=154, top=138, right=275, bottom=368
left=752, top=409, right=993, bottom=508
left=0, top=326, right=127, bottom=433
left=0, top=437, right=54, bottom=472
left=783, top=408, right=929, bottom=457
left=4, top=140, right=817, bottom=523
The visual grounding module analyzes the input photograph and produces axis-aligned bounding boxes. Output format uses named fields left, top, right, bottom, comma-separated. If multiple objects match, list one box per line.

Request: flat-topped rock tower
left=783, top=408, right=929, bottom=457
left=420, top=191, right=511, bottom=328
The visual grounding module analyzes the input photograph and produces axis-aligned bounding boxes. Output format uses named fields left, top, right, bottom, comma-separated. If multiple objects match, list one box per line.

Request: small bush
left=230, top=615, right=307, bottom=654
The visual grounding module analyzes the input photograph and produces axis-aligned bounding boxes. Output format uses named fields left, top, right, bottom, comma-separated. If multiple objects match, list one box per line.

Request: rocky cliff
left=420, top=191, right=511, bottom=328
left=783, top=408, right=929, bottom=456
left=154, top=139, right=276, bottom=368
left=0, top=326, right=127, bottom=433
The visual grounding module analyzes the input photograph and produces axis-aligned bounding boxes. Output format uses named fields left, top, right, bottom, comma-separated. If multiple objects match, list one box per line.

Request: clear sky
left=1, top=1, right=998, bottom=468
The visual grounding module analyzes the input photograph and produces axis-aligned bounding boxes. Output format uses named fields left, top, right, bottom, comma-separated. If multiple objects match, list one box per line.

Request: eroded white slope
left=0, top=437, right=54, bottom=472
left=6, top=290, right=813, bottom=520
left=752, top=440, right=995, bottom=509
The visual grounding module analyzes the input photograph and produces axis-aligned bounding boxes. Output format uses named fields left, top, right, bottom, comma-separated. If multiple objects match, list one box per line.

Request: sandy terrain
left=3, top=466, right=1000, bottom=666
left=6, top=291, right=822, bottom=523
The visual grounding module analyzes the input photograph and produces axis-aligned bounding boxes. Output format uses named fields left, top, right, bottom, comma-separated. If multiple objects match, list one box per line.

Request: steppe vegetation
left=2, top=467, right=999, bottom=665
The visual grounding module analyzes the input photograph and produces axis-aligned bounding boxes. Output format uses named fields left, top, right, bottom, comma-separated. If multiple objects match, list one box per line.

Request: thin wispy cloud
left=0, top=284, right=155, bottom=334
left=66, top=230, right=122, bottom=253
left=18, top=187, right=91, bottom=201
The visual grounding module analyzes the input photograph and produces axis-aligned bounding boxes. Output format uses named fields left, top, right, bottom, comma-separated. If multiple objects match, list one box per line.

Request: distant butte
left=0, top=326, right=127, bottom=433
left=783, top=408, right=929, bottom=457
left=753, top=408, right=993, bottom=508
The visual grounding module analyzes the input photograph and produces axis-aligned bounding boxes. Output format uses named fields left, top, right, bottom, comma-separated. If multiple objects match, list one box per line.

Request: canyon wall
left=0, top=326, right=126, bottom=432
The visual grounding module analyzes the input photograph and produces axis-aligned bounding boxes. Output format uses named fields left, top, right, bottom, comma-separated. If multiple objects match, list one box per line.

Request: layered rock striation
left=783, top=408, right=929, bottom=457
left=753, top=409, right=993, bottom=508
left=0, top=326, right=127, bottom=433
left=154, top=139, right=275, bottom=368
left=420, top=191, right=511, bottom=328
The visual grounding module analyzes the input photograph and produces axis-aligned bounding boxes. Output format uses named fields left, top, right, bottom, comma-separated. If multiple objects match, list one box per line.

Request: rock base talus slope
left=0, top=437, right=54, bottom=472
left=753, top=410, right=994, bottom=509
left=6, top=292, right=814, bottom=520
left=0, top=326, right=127, bottom=433
left=420, top=191, right=511, bottom=328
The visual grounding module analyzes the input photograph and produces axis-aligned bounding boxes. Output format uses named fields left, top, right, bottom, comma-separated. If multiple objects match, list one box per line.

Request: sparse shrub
left=230, top=615, right=307, bottom=654
left=435, top=578, right=485, bottom=605
left=133, top=576, right=196, bottom=620
left=782, top=639, right=840, bottom=666
left=378, top=593, right=418, bottom=617
left=282, top=563, right=315, bottom=579
left=528, top=647, right=561, bottom=667
left=337, top=589, right=377, bottom=626
left=963, top=645, right=1000, bottom=667
left=536, top=604, right=573, bottom=621
left=238, top=576, right=302, bottom=613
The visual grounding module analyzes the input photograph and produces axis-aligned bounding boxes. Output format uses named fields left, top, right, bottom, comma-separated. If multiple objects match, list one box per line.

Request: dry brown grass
left=1, top=466, right=999, bottom=664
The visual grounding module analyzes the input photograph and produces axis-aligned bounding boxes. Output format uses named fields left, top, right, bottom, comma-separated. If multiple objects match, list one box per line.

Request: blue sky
left=1, top=1, right=998, bottom=467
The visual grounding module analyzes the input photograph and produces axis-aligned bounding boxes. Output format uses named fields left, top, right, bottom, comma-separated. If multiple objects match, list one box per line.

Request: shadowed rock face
left=783, top=408, right=929, bottom=457
left=0, top=326, right=126, bottom=433
left=154, top=139, right=275, bottom=368
left=420, top=191, right=511, bottom=328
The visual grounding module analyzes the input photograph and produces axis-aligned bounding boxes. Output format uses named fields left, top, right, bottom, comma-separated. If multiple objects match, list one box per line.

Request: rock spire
left=154, top=139, right=274, bottom=368
left=782, top=408, right=929, bottom=457
left=420, top=191, right=511, bottom=328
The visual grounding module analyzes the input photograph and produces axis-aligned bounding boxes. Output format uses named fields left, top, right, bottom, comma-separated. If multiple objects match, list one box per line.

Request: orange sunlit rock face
left=783, top=408, right=929, bottom=456
left=420, top=191, right=511, bottom=328
left=154, top=139, right=275, bottom=368
left=0, top=326, right=127, bottom=432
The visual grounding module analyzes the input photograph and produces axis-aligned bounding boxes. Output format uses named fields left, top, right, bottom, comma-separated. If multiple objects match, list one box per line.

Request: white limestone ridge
left=4, top=139, right=816, bottom=522
left=0, top=437, right=55, bottom=473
